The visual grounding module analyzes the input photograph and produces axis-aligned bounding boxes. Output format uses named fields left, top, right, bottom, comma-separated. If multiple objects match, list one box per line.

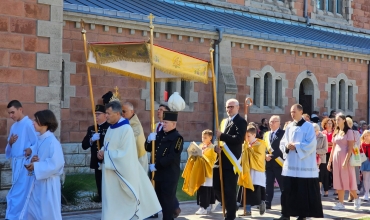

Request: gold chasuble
left=237, top=139, right=267, bottom=191
left=128, top=114, right=146, bottom=158
left=182, top=143, right=217, bottom=196
left=101, top=119, right=161, bottom=220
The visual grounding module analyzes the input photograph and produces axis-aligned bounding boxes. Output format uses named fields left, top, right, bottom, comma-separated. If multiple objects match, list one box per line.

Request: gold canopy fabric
left=87, top=42, right=211, bottom=84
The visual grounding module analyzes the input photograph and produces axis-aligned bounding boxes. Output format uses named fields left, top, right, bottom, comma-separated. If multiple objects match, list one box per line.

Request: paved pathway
left=62, top=189, right=370, bottom=219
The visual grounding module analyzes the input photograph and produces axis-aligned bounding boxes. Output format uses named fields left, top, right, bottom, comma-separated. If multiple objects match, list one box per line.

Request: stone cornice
left=64, top=11, right=370, bottom=62
left=63, top=12, right=218, bottom=39
left=227, top=34, right=370, bottom=61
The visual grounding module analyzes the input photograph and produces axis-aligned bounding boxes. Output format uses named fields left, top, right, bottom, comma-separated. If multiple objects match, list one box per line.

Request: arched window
left=330, top=83, right=336, bottom=109
left=348, top=85, right=353, bottom=111
left=338, top=79, right=345, bottom=110
left=263, top=73, right=272, bottom=107
left=336, top=0, right=343, bottom=14
left=247, top=65, right=288, bottom=114
left=253, top=77, right=261, bottom=107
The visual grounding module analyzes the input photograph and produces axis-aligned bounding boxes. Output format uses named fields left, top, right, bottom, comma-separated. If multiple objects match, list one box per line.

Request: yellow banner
left=87, top=42, right=210, bottom=84
left=149, top=44, right=210, bottom=84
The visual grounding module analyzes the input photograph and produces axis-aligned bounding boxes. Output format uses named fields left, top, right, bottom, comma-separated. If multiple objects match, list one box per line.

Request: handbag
left=350, top=131, right=365, bottom=166
left=360, top=144, right=367, bottom=163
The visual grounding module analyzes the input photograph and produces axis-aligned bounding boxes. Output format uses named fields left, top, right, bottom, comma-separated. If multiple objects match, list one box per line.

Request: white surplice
left=101, top=118, right=161, bottom=220
left=5, top=116, right=37, bottom=220
left=22, top=131, right=65, bottom=220
left=280, top=120, right=318, bottom=178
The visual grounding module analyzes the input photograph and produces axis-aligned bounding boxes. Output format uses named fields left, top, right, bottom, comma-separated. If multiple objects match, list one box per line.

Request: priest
left=275, top=104, right=323, bottom=220
left=122, top=101, right=148, bottom=172
left=97, top=100, right=161, bottom=220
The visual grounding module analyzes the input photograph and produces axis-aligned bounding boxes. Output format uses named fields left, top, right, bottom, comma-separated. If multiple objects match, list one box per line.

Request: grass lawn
left=64, top=173, right=196, bottom=202
left=64, top=173, right=97, bottom=192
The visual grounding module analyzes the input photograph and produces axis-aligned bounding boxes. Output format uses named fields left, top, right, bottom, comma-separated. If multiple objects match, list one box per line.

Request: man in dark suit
left=264, top=115, right=285, bottom=210
left=81, top=104, right=109, bottom=202
left=146, top=111, right=184, bottom=220
left=215, top=98, right=247, bottom=220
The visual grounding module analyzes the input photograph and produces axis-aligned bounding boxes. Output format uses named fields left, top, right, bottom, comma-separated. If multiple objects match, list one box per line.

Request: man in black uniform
left=146, top=111, right=183, bottom=220
left=215, top=98, right=247, bottom=220
left=264, top=115, right=285, bottom=210
left=81, top=104, right=109, bottom=202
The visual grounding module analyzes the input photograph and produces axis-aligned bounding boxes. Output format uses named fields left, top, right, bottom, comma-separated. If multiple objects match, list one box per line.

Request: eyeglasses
left=226, top=106, right=235, bottom=109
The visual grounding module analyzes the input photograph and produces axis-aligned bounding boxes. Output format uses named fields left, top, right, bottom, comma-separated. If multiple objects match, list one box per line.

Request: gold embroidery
left=175, top=137, right=183, bottom=151
left=162, top=148, right=167, bottom=156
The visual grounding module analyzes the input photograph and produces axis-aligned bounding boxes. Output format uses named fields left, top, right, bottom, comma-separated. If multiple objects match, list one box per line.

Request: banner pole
left=81, top=19, right=100, bottom=151
left=210, top=48, right=225, bottom=217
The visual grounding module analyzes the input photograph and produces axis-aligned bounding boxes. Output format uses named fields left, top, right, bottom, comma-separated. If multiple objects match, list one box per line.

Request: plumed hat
left=163, top=92, right=186, bottom=122
left=102, top=91, right=113, bottom=105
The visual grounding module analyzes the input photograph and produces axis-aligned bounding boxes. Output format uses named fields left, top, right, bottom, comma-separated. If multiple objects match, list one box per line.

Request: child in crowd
left=182, top=129, right=217, bottom=215
left=360, top=130, right=370, bottom=201
left=237, top=124, right=267, bottom=216
left=24, top=110, right=65, bottom=219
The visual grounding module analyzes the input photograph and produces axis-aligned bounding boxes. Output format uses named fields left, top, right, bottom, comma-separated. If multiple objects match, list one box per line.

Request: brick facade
left=0, top=0, right=51, bottom=153
left=231, top=43, right=368, bottom=124
left=352, top=0, right=370, bottom=29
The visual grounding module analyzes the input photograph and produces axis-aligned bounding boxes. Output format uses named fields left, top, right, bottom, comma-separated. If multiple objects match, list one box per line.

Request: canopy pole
left=242, top=97, right=253, bottom=216
left=81, top=20, right=100, bottom=151
left=149, top=13, right=156, bottom=187
left=210, top=48, right=225, bottom=217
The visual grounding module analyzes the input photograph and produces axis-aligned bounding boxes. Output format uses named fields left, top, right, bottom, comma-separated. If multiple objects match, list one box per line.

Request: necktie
left=270, top=131, right=274, bottom=142
left=156, top=123, right=162, bottom=132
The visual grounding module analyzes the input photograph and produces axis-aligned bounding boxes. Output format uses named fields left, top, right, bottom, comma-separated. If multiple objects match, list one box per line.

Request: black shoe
left=333, top=192, right=338, bottom=196
left=147, top=213, right=158, bottom=218
left=348, top=199, right=354, bottom=202
left=173, top=208, right=181, bottom=218
left=266, top=205, right=272, bottom=210
left=259, top=201, right=266, bottom=215
left=273, top=216, right=289, bottom=220
left=323, top=194, right=328, bottom=197
left=297, top=217, right=306, bottom=220
left=335, top=197, right=339, bottom=200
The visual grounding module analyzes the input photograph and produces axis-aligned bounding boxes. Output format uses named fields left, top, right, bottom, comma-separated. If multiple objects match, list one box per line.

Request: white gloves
left=149, top=164, right=157, bottom=172
left=91, top=133, right=100, bottom=142
left=148, top=132, right=157, bottom=142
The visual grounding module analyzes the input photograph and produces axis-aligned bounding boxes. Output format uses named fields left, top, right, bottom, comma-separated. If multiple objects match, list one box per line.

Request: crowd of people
left=4, top=92, right=370, bottom=220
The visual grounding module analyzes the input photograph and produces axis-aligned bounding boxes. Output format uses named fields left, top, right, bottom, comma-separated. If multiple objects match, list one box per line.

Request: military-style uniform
left=145, top=128, right=183, bottom=220
left=82, top=121, right=109, bottom=201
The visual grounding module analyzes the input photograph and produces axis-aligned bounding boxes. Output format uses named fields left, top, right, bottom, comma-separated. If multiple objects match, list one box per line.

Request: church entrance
left=299, top=78, right=314, bottom=116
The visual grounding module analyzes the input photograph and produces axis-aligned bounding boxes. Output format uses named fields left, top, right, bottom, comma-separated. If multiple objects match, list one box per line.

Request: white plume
left=168, top=92, right=185, bottom=111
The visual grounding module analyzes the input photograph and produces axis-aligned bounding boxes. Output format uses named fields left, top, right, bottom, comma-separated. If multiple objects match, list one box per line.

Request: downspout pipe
left=368, top=62, right=370, bottom=123
left=213, top=27, right=224, bottom=134
left=304, top=0, right=311, bottom=26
